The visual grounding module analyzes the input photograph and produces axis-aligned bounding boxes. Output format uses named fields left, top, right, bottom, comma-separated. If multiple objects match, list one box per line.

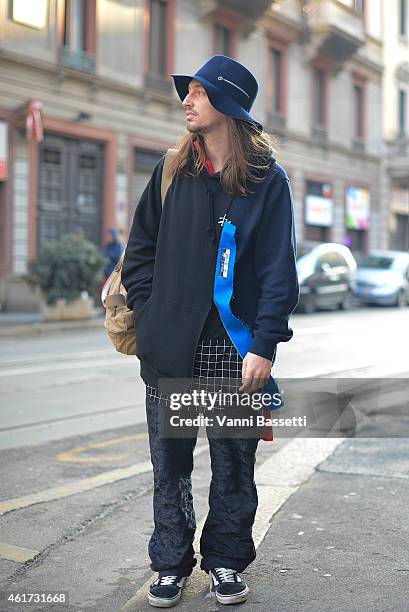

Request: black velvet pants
left=145, top=338, right=260, bottom=575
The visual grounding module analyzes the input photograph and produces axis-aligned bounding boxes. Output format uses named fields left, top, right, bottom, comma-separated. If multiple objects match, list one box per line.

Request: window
left=358, top=255, right=396, bottom=270
left=266, top=34, right=288, bottom=128
left=304, top=180, right=333, bottom=242
left=317, top=251, right=347, bottom=270
left=307, top=180, right=326, bottom=198
left=347, top=229, right=367, bottom=254
left=146, top=0, right=174, bottom=92
left=312, top=66, right=326, bottom=127
left=43, top=149, right=62, bottom=166
left=212, top=9, right=239, bottom=57
left=353, top=0, right=366, bottom=27
left=64, top=0, right=86, bottom=53
left=133, top=148, right=164, bottom=172
left=354, top=0, right=363, bottom=12
left=9, top=0, right=47, bottom=29
left=61, top=0, right=96, bottom=72
left=131, top=148, right=164, bottom=219
left=214, top=24, right=232, bottom=56
left=331, top=252, right=349, bottom=268
left=316, top=253, right=332, bottom=270
left=37, top=136, right=103, bottom=248
left=399, top=0, right=408, bottom=37
left=354, top=83, right=364, bottom=139
left=398, top=89, right=407, bottom=136
left=352, top=74, right=366, bottom=148
left=148, top=0, right=168, bottom=78
left=391, top=214, right=409, bottom=250
left=269, top=47, right=282, bottom=114
left=213, top=14, right=237, bottom=58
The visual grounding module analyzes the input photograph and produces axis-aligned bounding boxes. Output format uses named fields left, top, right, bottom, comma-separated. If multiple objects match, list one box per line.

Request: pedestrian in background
left=122, top=54, right=299, bottom=608
left=99, top=227, right=123, bottom=302
left=102, top=227, right=122, bottom=276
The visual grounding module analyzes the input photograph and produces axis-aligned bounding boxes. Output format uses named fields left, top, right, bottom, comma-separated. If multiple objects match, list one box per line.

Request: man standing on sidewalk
left=121, top=55, right=299, bottom=607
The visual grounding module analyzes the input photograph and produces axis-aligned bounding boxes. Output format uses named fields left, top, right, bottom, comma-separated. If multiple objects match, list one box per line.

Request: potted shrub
left=27, top=232, right=107, bottom=321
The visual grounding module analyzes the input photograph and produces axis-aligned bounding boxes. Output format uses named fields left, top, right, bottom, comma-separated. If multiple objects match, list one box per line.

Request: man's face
left=182, top=79, right=227, bottom=135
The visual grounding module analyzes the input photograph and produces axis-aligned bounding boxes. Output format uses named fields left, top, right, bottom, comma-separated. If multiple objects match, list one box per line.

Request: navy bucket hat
left=171, top=55, right=262, bottom=131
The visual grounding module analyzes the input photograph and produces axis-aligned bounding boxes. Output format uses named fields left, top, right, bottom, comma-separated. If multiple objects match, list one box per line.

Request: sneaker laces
left=155, top=574, right=178, bottom=586
left=214, top=567, right=237, bottom=583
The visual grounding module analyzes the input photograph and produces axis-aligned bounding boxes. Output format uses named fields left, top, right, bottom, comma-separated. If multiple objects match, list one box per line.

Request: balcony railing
left=199, top=0, right=274, bottom=22
left=386, top=137, right=409, bottom=179
left=389, top=136, right=409, bottom=157
left=301, top=0, right=366, bottom=63
left=352, top=137, right=365, bottom=152
left=60, top=45, right=95, bottom=74
left=311, top=124, right=328, bottom=143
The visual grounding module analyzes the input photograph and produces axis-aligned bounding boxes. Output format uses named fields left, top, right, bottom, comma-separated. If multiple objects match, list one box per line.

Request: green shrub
left=27, top=233, right=107, bottom=305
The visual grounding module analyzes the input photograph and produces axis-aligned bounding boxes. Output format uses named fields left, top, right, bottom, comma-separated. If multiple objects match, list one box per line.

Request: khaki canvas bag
left=101, top=149, right=177, bottom=355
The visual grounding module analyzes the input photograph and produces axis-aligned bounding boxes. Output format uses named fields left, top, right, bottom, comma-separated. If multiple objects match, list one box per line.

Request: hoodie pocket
left=134, top=295, right=209, bottom=379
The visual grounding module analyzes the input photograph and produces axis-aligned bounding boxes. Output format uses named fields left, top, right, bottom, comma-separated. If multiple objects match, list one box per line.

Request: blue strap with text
left=212, top=222, right=283, bottom=410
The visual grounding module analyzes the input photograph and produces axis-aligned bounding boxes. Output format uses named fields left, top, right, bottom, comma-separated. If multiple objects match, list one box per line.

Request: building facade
left=0, top=0, right=394, bottom=310
left=381, top=0, right=409, bottom=251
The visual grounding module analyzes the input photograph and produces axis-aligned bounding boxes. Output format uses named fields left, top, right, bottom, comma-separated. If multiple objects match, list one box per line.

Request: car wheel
left=339, top=290, right=353, bottom=311
left=397, top=289, right=407, bottom=308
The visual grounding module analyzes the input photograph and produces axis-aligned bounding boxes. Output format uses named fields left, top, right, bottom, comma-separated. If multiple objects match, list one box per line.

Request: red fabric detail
left=26, top=100, right=43, bottom=143
left=261, top=407, right=274, bottom=442
left=193, top=139, right=216, bottom=176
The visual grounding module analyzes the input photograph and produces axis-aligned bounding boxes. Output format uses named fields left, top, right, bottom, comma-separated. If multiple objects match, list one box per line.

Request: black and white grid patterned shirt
left=146, top=338, right=243, bottom=408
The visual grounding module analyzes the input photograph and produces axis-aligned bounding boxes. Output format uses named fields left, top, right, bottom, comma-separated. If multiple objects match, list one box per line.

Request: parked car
left=352, top=250, right=409, bottom=307
left=296, top=242, right=357, bottom=313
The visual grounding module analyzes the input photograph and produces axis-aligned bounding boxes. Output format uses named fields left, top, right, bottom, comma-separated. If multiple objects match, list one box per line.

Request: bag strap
left=161, top=148, right=178, bottom=205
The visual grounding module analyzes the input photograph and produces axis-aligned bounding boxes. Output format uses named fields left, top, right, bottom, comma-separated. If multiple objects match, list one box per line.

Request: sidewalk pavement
left=246, top=436, right=409, bottom=612
left=120, top=435, right=409, bottom=612
left=0, top=308, right=105, bottom=337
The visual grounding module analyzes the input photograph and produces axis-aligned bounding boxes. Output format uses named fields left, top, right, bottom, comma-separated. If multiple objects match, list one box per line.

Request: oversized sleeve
left=248, top=176, right=300, bottom=361
left=121, top=156, right=164, bottom=311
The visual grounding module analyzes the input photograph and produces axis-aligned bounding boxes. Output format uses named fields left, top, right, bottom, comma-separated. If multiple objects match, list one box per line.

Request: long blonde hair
left=167, top=119, right=279, bottom=196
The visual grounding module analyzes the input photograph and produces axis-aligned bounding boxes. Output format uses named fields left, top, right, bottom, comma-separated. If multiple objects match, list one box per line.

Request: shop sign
left=345, top=186, right=370, bottom=230
left=305, top=194, right=333, bottom=227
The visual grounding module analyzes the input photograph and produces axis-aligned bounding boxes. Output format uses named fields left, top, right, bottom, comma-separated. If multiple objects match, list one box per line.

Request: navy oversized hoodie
left=121, top=150, right=300, bottom=387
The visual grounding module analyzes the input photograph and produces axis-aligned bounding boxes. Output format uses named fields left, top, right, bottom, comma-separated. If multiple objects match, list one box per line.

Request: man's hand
left=239, top=352, right=272, bottom=393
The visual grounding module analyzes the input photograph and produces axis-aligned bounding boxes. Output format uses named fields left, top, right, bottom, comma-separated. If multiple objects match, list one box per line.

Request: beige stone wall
left=0, top=0, right=396, bottom=309
left=382, top=0, right=409, bottom=140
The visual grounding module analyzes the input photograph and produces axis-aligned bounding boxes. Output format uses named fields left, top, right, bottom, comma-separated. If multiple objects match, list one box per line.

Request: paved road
left=0, top=305, right=408, bottom=611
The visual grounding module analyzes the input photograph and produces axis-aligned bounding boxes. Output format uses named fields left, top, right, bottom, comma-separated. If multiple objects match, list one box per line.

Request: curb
left=0, top=316, right=105, bottom=338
